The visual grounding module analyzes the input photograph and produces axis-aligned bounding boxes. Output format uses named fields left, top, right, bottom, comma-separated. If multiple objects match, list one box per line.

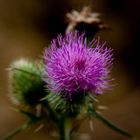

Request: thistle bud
left=9, top=59, right=46, bottom=106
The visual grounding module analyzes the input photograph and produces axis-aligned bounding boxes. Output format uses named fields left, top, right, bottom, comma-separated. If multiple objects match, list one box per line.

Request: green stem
left=94, top=111, right=133, bottom=138
left=2, top=121, right=32, bottom=140
left=59, top=118, right=71, bottom=140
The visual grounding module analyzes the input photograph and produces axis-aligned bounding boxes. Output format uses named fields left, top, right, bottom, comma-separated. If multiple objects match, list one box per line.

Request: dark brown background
left=0, top=0, right=140, bottom=140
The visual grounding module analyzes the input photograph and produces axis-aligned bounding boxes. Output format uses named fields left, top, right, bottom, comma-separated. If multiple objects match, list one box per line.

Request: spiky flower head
left=43, top=31, right=113, bottom=101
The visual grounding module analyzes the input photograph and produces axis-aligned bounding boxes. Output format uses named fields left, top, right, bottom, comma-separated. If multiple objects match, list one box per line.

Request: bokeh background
left=0, top=0, right=140, bottom=140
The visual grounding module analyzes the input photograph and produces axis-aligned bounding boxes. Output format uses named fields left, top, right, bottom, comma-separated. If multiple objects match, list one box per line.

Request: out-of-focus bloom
left=66, top=6, right=109, bottom=36
left=43, top=32, right=113, bottom=101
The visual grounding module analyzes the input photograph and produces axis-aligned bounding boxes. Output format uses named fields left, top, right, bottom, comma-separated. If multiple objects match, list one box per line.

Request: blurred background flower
left=0, top=0, right=140, bottom=140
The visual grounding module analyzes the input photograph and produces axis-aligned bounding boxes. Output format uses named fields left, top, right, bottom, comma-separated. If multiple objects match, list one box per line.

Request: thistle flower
left=43, top=32, right=113, bottom=101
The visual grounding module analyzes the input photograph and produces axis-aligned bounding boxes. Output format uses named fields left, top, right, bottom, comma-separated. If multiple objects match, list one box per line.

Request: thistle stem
left=59, top=118, right=71, bottom=140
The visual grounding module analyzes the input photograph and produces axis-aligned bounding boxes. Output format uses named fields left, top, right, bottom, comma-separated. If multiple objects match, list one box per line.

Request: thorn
left=97, top=105, right=108, bottom=110
left=36, top=104, right=42, bottom=117
left=9, top=107, right=19, bottom=112
left=89, top=120, right=94, bottom=132
left=5, top=67, right=12, bottom=71
left=93, top=98, right=99, bottom=102
left=34, top=124, right=44, bottom=133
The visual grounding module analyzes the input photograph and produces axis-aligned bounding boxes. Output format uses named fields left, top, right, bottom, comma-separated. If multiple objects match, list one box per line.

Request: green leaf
left=94, top=111, right=133, bottom=138
left=2, top=121, right=33, bottom=140
left=19, top=109, right=40, bottom=121
left=2, top=109, right=44, bottom=140
left=87, top=101, right=133, bottom=138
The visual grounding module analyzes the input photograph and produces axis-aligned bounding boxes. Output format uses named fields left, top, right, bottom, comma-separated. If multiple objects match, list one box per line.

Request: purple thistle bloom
left=43, top=31, right=113, bottom=100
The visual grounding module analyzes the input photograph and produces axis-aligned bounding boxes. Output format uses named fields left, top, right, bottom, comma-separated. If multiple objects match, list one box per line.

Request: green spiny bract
left=46, top=92, right=94, bottom=117
left=9, top=59, right=47, bottom=106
